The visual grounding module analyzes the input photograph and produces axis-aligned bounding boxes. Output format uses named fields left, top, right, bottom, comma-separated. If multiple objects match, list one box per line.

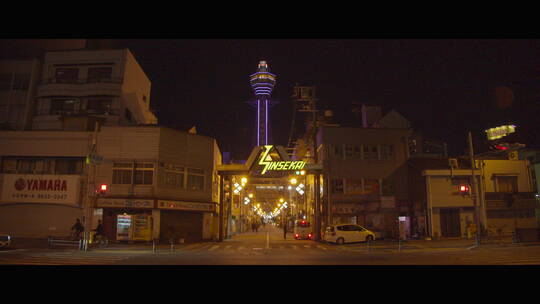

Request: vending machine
left=132, top=214, right=152, bottom=241
left=116, top=214, right=132, bottom=241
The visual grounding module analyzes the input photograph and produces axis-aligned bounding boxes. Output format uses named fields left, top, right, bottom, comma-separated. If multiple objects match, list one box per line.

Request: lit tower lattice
left=249, top=60, right=277, bottom=147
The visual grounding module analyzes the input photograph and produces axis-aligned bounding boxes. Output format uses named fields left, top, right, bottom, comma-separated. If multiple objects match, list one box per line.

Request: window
left=345, top=178, right=363, bottom=194
left=496, top=176, right=518, bottom=193
left=345, top=144, right=354, bottom=158
left=86, top=98, right=112, bottom=113
left=55, top=68, right=79, bottom=83
left=134, top=163, right=154, bottom=185
left=2, top=159, right=17, bottom=173
left=353, top=145, right=362, bottom=159
left=382, top=178, right=395, bottom=195
left=112, top=162, right=154, bottom=185
left=163, top=165, right=184, bottom=188
left=113, top=163, right=132, bottom=184
left=50, top=98, right=80, bottom=114
left=363, top=145, right=378, bottom=160
left=55, top=159, right=83, bottom=175
left=333, top=145, right=343, bottom=159
left=87, top=67, right=112, bottom=83
left=380, top=144, right=394, bottom=160
left=331, top=179, right=344, bottom=194
left=187, top=168, right=205, bottom=191
left=336, top=225, right=346, bottom=231
left=363, top=179, right=380, bottom=195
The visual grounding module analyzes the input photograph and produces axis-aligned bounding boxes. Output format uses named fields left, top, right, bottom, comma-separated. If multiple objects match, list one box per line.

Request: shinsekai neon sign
left=259, top=145, right=306, bottom=175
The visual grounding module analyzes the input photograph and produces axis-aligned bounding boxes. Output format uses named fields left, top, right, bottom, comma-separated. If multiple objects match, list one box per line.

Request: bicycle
left=93, top=234, right=108, bottom=247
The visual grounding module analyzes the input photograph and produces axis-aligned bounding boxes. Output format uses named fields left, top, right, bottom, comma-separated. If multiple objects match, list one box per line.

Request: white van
left=293, top=220, right=312, bottom=240
left=323, top=224, right=376, bottom=244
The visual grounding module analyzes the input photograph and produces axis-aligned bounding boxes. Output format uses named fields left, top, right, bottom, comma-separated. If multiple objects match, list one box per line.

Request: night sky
left=8, top=39, right=540, bottom=160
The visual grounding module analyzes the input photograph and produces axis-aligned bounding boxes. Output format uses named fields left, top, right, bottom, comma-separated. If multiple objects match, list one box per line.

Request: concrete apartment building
left=32, top=49, right=157, bottom=131
left=0, top=58, right=41, bottom=130
left=0, top=47, right=223, bottom=243
left=316, top=107, right=413, bottom=239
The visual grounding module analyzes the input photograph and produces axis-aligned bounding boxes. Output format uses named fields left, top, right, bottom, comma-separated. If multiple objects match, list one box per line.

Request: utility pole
left=468, top=131, right=481, bottom=247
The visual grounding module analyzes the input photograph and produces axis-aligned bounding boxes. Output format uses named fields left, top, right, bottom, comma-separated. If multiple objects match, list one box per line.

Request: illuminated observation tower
left=250, top=60, right=277, bottom=147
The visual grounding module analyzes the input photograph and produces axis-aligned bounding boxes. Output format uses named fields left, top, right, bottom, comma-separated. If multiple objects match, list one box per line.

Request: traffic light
left=459, top=185, right=470, bottom=196
left=97, top=184, right=108, bottom=196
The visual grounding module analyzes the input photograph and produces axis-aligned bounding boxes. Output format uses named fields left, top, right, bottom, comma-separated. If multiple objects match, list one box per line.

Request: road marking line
left=317, top=245, right=327, bottom=250
left=292, top=245, right=298, bottom=250
left=238, top=246, right=245, bottom=250
left=253, top=248, right=263, bottom=250
left=225, top=245, right=231, bottom=249
left=304, top=245, right=310, bottom=248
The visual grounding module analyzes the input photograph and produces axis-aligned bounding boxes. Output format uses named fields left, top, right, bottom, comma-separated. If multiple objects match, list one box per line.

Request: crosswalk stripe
left=225, top=245, right=232, bottom=249
left=292, top=245, right=298, bottom=250
left=208, top=245, right=220, bottom=251
left=317, top=245, right=327, bottom=250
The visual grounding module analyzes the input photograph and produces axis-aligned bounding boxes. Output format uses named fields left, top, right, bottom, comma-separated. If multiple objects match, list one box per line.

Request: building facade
left=317, top=124, right=412, bottom=239
left=409, top=157, right=539, bottom=239
left=0, top=126, right=222, bottom=242
left=32, top=49, right=157, bottom=131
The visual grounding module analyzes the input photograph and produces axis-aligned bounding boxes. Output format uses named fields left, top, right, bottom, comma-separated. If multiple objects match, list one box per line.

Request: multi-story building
left=0, top=125, right=222, bottom=242
left=409, top=156, right=538, bottom=240
left=92, top=126, right=221, bottom=243
left=0, top=47, right=223, bottom=243
left=316, top=109, right=413, bottom=239
left=32, top=49, right=157, bottom=131
left=0, top=58, right=41, bottom=130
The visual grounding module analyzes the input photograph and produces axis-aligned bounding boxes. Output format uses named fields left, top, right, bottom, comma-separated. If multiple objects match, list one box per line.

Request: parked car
left=0, top=234, right=11, bottom=248
left=323, top=224, right=376, bottom=245
left=293, top=220, right=312, bottom=240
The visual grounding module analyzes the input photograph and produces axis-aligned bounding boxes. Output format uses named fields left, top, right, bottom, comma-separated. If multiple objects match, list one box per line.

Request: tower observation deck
left=250, top=60, right=276, bottom=147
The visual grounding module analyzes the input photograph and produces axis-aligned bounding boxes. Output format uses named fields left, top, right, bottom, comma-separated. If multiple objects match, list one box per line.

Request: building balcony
left=36, top=77, right=123, bottom=97
left=485, top=192, right=538, bottom=209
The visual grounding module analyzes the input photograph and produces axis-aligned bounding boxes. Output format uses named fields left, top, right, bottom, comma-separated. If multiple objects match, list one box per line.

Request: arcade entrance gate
left=216, top=145, right=322, bottom=241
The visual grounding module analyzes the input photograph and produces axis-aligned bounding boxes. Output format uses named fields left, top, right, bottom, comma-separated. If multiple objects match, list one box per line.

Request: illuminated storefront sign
left=158, top=200, right=216, bottom=212
left=96, top=198, right=154, bottom=209
left=485, top=125, right=516, bottom=140
left=259, top=145, right=306, bottom=175
left=1, top=174, right=80, bottom=205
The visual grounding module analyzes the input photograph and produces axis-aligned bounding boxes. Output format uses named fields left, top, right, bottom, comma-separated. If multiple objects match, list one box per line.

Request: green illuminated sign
left=259, top=145, right=306, bottom=175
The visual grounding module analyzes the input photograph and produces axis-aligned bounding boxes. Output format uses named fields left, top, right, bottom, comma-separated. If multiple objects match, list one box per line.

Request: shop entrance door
left=440, top=208, right=461, bottom=237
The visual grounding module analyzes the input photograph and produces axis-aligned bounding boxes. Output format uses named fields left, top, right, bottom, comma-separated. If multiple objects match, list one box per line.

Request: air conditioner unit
left=449, top=158, right=458, bottom=169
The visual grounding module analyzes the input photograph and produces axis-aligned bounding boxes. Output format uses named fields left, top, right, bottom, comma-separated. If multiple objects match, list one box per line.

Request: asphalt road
left=1, top=226, right=540, bottom=265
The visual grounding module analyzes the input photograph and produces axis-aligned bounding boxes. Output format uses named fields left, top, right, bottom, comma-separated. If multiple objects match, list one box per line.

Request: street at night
left=1, top=39, right=540, bottom=268
left=2, top=226, right=540, bottom=266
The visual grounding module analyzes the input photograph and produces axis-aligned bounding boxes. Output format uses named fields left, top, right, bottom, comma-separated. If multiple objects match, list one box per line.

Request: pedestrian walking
left=283, top=221, right=288, bottom=239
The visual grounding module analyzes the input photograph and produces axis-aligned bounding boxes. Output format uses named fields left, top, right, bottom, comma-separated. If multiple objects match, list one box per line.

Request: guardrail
left=48, top=236, right=84, bottom=250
